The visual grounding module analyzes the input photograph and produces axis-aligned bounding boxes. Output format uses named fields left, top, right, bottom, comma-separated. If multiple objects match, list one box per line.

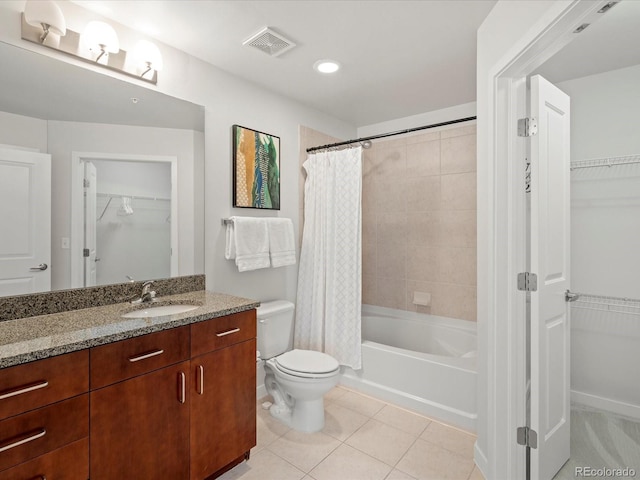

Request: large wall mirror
left=0, top=41, right=205, bottom=297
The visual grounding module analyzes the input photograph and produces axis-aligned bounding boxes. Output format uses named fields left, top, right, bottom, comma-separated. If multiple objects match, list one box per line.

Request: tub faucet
left=131, top=280, right=156, bottom=304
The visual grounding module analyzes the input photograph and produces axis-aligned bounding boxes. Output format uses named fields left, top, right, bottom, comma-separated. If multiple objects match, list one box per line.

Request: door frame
left=70, top=152, right=178, bottom=288
left=478, top=1, right=612, bottom=479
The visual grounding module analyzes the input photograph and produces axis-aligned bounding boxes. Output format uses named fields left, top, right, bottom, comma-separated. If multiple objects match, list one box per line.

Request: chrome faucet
left=131, top=280, right=156, bottom=304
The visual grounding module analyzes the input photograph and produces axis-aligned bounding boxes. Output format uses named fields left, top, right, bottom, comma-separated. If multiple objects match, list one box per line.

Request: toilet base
left=270, top=397, right=325, bottom=433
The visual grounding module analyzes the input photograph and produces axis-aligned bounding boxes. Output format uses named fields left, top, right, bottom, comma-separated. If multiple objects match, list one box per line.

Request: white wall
left=559, top=63, right=640, bottom=161
left=0, top=1, right=356, bottom=306
left=0, top=111, right=47, bottom=152
left=357, top=101, right=476, bottom=138
left=47, top=120, right=200, bottom=290
left=561, top=64, right=640, bottom=298
left=557, top=64, right=640, bottom=414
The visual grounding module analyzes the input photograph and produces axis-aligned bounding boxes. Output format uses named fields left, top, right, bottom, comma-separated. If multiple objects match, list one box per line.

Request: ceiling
left=535, top=0, right=640, bottom=83
left=6, top=1, right=640, bottom=129
left=72, top=0, right=497, bottom=127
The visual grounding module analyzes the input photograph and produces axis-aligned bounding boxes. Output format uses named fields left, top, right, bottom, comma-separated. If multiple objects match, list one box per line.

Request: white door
left=83, top=162, right=98, bottom=287
left=529, top=75, right=571, bottom=480
left=0, top=147, right=51, bottom=295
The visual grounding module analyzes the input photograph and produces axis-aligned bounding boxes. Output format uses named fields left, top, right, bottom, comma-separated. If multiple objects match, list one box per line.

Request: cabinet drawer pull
left=128, top=349, right=164, bottom=363
left=178, top=372, right=186, bottom=404
left=216, top=327, right=240, bottom=337
left=197, top=365, right=204, bottom=395
left=30, top=476, right=46, bottom=480
left=0, top=428, right=46, bottom=453
left=0, top=380, right=49, bottom=400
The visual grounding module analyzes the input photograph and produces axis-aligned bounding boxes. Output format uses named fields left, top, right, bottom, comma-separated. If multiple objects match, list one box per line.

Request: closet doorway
left=532, top=3, right=640, bottom=475
left=480, top=1, right=640, bottom=479
left=70, top=152, right=178, bottom=287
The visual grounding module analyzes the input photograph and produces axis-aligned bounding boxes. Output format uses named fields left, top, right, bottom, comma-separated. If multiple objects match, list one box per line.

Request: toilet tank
left=257, top=300, right=295, bottom=359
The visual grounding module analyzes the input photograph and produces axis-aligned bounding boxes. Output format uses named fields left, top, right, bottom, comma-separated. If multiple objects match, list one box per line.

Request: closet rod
left=97, top=193, right=170, bottom=201
left=306, top=116, right=477, bottom=153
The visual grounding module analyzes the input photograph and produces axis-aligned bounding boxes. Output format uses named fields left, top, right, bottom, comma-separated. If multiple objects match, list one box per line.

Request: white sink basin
left=122, top=304, right=200, bottom=319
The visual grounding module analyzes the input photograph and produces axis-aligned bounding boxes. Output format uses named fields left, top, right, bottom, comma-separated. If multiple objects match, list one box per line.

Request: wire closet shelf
left=570, top=154, right=640, bottom=171
left=571, top=292, right=640, bottom=317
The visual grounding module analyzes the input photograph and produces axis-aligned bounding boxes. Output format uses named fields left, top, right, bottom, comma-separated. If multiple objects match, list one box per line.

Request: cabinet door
left=90, top=361, right=190, bottom=480
left=190, top=339, right=256, bottom=480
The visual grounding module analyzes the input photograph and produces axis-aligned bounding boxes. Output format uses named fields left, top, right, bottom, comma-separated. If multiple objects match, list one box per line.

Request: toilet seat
left=273, top=349, right=340, bottom=379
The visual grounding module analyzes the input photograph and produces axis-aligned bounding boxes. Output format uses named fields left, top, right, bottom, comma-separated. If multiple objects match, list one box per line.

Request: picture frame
left=232, top=124, right=281, bottom=210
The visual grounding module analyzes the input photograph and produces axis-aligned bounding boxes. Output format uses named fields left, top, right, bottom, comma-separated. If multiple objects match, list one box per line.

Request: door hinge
left=83, top=248, right=90, bottom=257
left=83, top=178, right=90, bottom=188
left=518, top=117, right=538, bottom=137
left=517, top=272, right=538, bottom=292
left=517, top=426, right=538, bottom=449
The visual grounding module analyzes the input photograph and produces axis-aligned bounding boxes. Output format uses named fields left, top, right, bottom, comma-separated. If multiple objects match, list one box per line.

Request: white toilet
left=257, top=300, right=340, bottom=433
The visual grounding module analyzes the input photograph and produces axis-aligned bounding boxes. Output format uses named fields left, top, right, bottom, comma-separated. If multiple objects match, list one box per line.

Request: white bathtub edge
left=571, top=389, right=640, bottom=419
left=340, top=372, right=477, bottom=432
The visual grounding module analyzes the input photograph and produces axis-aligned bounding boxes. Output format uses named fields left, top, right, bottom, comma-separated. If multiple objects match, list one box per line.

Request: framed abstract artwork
left=232, top=125, right=280, bottom=210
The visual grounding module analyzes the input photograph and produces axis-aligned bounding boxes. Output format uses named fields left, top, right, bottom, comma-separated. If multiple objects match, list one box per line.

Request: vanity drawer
left=0, top=438, right=88, bottom=480
left=191, top=310, right=256, bottom=357
left=0, top=351, right=89, bottom=420
left=90, top=326, right=190, bottom=390
left=0, top=394, right=88, bottom=472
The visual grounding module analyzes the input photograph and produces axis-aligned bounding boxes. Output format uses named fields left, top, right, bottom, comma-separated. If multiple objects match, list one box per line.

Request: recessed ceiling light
left=313, top=60, right=340, bottom=74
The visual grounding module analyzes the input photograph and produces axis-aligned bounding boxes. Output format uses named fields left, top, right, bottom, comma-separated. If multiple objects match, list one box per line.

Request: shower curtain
left=295, top=146, right=362, bottom=370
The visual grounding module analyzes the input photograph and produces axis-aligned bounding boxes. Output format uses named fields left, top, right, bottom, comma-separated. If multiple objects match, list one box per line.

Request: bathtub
left=340, top=304, right=478, bottom=431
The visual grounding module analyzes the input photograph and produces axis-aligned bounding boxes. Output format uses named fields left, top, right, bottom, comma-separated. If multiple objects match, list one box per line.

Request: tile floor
left=218, top=386, right=484, bottom=480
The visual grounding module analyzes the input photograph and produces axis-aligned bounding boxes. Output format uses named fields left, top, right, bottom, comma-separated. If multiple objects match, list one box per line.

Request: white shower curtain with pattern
left=295, top=146, right=362, bottom=370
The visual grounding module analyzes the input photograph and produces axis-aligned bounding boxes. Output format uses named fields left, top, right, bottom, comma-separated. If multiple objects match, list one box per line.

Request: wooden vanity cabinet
left=89, top=326, right=191, bottom=479
left=89, top=311, right=257, bottom=480
left=190, top=309, right=257, bottom=480
left=0, top=350, right=89, bottom=479
left=1, top=307, right=257, bottom=480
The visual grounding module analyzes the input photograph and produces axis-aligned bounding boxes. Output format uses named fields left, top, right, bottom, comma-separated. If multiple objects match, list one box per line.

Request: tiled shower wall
left=362, top=124, right=477, bottom=321
left=299, top=123, right=477, bottom=322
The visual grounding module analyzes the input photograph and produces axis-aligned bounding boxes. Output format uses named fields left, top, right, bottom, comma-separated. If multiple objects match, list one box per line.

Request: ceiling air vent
left=243, top=27, right=296, bottom=57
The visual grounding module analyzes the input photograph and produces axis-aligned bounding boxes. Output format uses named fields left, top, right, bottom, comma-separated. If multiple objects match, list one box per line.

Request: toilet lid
left=274, top=349, right=340, bottom=376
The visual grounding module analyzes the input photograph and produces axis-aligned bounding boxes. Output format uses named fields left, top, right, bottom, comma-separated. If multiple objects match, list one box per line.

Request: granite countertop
left=0, top=291, right=260, bottom=369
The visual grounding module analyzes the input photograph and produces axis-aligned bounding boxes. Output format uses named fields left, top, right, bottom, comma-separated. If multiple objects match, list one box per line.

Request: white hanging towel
left=225, top=216, right=271, bottom=271
left=267, top=218, right=296, bottom=267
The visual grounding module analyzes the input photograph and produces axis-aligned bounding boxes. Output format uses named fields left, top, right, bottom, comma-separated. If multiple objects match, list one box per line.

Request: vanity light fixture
left=313, top=59, right=341, bottom=74
left=23, top=0, right=66, bottom=43
left=21, top=5, right=160, bottom=85
left=82, top=21, right=120, bottom=63
left=132, top=39, right=163, bottom=79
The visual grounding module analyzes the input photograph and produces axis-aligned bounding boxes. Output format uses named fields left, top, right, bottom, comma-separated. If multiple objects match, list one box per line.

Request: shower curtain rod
left=306, top=116, right=477, bottom=153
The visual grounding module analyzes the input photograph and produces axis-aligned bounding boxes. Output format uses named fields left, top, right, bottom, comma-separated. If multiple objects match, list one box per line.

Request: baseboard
left=257, top=383, right=267, bottom=400
left=474, top=443, right=489, bottom=479
left=571, top=390, right=640, bottom=419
